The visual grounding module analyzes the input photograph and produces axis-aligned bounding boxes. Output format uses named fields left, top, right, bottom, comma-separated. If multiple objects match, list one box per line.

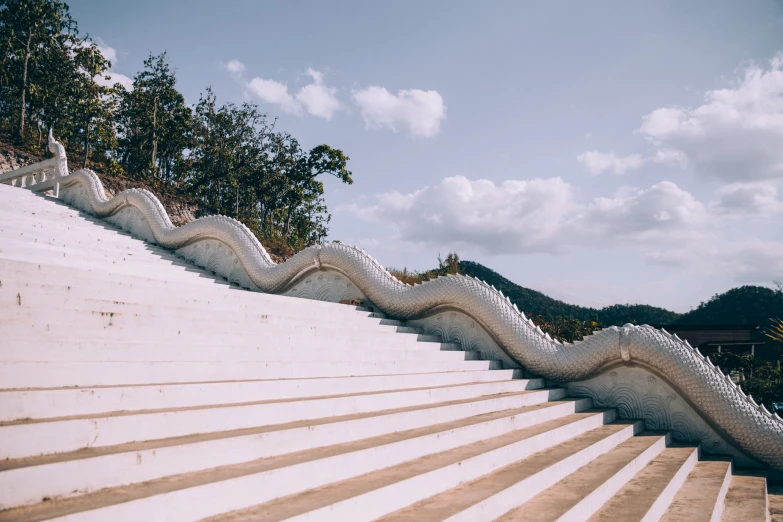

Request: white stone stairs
left=0, top=184, right=778, bottom=521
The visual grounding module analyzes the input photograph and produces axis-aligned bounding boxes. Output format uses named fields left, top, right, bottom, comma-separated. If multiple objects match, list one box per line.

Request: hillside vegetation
left=675, top=285, right=783, bottom=329
left=457, top=260, right=680, bottom=325
left=0, top=0, right=353, bottom=257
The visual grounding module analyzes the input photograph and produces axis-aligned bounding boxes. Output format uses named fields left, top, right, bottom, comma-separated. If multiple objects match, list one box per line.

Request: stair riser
left=1, top=239, right=210, bottom=265
left=0, top=261, right=378, bottom=315
left=0, top=215, right=153, bottom=238
left=0, top=329, right=444, bottom=349
left=0, top=398, right=592, bottom=510
left=555, top=434, right=670, bottom=522
left=1, top=314, right=396, bottom=344
left=0, top=233, right=184, bottom=257
left=1, top=372, right=533, bottom=421
left=36, top=403, right=604, bottom=522
left=2, top=342, right=470, bottom=363
left=0, top=360, right=501, bottom=388
left=295, top=417, right=638, bottom=522
left=0, top=261, right=247, bottom=296
left=1, top=284, right=376, bottom=320
left=0, top=250, right=240, bottom=282
left=0, top=274, right=384, bottom=319
left=707, top=464, right=733, bottom=522
left=0, top=237, right=205, bottom=264
left=1, top=298, right=398, bottom=329
left=639, top=447, right=700, bottom=522
left=1, top=387, right=564, bottom=459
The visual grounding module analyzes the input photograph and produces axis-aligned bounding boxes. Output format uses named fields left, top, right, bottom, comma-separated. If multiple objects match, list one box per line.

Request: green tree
left=115, top=52, right=191, bottom=183
left=0, top=0, right=79, bottom=144
left=185, top=87, right=273, bottom=219
left=185, top=89, right=353, bottom=249
left=69, top=41, right=116, bottom=169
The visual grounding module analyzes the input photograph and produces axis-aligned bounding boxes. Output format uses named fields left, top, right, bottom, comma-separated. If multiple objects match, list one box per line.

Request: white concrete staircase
left=0, top=184, right=777, bottom=521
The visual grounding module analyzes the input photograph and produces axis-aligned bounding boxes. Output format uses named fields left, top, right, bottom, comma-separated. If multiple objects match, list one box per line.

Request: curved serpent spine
left=57, top=167, right=783, bottom=472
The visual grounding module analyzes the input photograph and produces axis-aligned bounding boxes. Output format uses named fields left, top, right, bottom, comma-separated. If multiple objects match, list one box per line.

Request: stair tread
left=660, top=456, right=732, bottom=522
left=0, top=369, right=519, bottom=392
left=2, top=374, right=531, bottom=423
left=198, top=414, right=624, bottom=522
left=1, top=380, right=537, bottom=426
left=0, top=406, right=602, bottom=522
left=722, top=471, right=769, bottom=522
left=588, top=444, right=699, bottom=521
left=496, top=431, right=667, bottom=521
left=0, top=394, right=577, bottom=473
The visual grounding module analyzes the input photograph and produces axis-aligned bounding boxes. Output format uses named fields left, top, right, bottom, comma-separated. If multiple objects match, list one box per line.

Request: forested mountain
left=675, top=285, right=783, bottom=329
left=457, top=260, right=681, bottom=326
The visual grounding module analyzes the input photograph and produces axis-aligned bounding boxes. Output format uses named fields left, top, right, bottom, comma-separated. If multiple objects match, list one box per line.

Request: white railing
left=0, top=129, right=68, bottom=197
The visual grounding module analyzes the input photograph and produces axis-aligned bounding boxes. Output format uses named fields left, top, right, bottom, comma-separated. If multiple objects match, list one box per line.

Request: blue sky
left=71, top=1, right=783, bottom=312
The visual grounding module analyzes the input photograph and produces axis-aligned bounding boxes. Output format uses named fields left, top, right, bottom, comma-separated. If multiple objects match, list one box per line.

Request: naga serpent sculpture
left=8, top=133, right=783, bottom=472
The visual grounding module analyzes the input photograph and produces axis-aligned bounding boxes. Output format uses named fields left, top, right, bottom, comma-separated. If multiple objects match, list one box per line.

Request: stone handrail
left=0, top=130, right=68, bottom=196
left=5, top=134, right=783, bottom=472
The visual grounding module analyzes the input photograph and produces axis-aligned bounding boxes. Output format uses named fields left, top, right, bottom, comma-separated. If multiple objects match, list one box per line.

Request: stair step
left=0, top=409, right=613, bottom=522
left=722, top=471, right=770, bottom=522
left=0, top=260, right=378, bottom=318
left=494, top=431, right=670, bottom=521
left=769, top=481, right=783, bottom=522
left=0, top=248, right=239, bottom=284
left=0, top=370, right=528, bottom=421
left=213, top=418, right=636, bottom=522
left=661, top=456, right=732, bottom=522
left=2, top=339, right=467, bottom=362
left=1, top=377, right=540, bottom=422
left=0, top=398, right=592, bottom=510
left=0, top=257, right=369, bottom=306
left=588, top=443, right=700, bottom=521
left=0, top=359, right=504, bottom=388
left=1, top=387, right=565, bottom=460
left=0, top=273, right=380, bottom=322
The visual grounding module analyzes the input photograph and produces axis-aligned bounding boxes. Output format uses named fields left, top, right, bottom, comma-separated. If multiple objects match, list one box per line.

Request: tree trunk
left=82, top=119, right=90, bottom=169
left=282, top=203, right=294, bottom=236
left=18, top=31, right=32, bottom=143
left=151, top=96, right=158, bottom=178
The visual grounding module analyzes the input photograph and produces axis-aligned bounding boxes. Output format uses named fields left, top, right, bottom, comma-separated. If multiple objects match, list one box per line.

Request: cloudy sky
left=71, top=1, right=783, bottom=312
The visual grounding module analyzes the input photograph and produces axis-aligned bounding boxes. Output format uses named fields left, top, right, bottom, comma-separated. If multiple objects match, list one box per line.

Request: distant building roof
left=651, top=324, right=764, bottom=350
left=652, top=324, right=760, bottom=331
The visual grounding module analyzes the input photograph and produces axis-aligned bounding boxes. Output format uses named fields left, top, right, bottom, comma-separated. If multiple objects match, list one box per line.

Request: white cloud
left=636, top=52, right=783, bottom=181
left=246, top=77, right=300, bottom=114
left=711, top=183, right=783, bottom=215
left=576, top=150, right=645, bottom=175
left=352, top=87, right=447, bottom=137
left=348, top=174, right=780, bottom=283
left=295, top=68, right=341, bottom=120
left=579, top=181, right=708, bottom=241
left=352, top=175, right=573, bottom=254
left=224, top=59, right=246, bottom=79
left=94, top=40, right=117, bottom=64
left=244, top=68, right=341, bottom=120
left=90, top=39, right=132, bottom=90
left=349, top=177, right=713, bottom=252
left=95, top=71, right=133, bottom=90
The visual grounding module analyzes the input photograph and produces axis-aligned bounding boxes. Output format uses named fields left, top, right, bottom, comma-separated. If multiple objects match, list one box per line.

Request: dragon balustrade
left=3, top=132, right=782, bottom=473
